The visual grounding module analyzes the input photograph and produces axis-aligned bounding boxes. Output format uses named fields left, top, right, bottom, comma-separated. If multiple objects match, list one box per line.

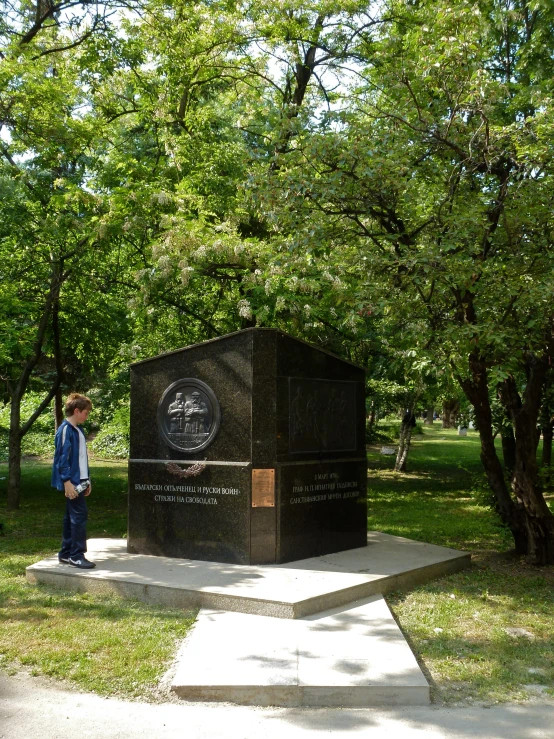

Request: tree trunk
left=499, top=359, right=554, bottom=565
left=5, top=260, right=65, bottom=507
left=7, top=396, right=22, bottom=510
left=367, top=400, right=376, bottom=433
left=54, top=389, right=64, bottom=430
left=511, top=412, right=554, bottom=565
left=476, top=412, right=528, bottom=555
left=395, top=410, right=414, bottom=472
left=459, top=354, right=529, bottom=555
left=395, top=424, right=413, bottom=472
left=542, top=424, right=553, bottom=473
left=424, top=406, right=434, bottom=425
left=442, top=398, right=459, bottom=428
left=538, top=370, right=553, bottom=484
left=271, top=14, right=326, bottom=162
left=501, top=425, right=516, bottom=477
left=52, top=296, right=65, bottom=431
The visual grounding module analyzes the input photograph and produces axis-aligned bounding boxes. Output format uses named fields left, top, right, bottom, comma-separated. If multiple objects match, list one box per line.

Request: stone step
left=26, top=532, right=470, bottom=619
left=170, top=595, right=430, bottom=707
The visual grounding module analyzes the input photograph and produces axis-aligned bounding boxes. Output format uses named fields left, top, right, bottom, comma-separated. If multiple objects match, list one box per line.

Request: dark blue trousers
left=59, top=492, right=88, bottom=560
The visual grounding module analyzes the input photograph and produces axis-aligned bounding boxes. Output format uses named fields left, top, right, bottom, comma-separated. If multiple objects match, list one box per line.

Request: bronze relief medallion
left=158, top=378, right=221, bottom=453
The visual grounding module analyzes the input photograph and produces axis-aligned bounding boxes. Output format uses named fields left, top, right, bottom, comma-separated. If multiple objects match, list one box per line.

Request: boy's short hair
left=65, top=393, right=93, bottom=416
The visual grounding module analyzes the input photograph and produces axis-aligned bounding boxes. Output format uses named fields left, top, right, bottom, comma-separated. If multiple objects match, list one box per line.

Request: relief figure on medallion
left=183, top=391, right=209, bottom=435
left=159, top=378, right=220, bottom=453
left=167, top=392, right=185, bottom=433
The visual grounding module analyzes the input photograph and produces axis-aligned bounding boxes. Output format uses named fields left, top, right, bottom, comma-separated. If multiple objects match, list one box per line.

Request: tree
left=250, top=0, right=554, bottom=562
left=99, top=0, right=389, bottom=346
left=0, top=1, right=132, bottom=507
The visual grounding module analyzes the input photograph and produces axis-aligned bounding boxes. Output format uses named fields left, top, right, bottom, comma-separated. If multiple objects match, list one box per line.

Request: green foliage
left=0, top=394, right=54, bottom=436
left=0, top=394, right=55, bottom=462
left=89, top=402, right=130, bottom=459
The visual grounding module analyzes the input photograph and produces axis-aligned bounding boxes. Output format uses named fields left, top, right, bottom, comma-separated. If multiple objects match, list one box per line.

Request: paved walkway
left=2, top=672, right=553, bottom=739
left=25, top=534, right=471, bottom=708
left=171, top=597, right=429, bottom=706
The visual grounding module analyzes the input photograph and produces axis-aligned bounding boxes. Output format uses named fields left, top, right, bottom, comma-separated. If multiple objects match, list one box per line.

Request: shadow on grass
left=386, top=563, right=554, bottom=703
left=0, top=578, right=195, bottom=623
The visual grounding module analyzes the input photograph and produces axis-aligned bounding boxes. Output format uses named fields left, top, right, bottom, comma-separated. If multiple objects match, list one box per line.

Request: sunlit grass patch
left=367, top=426, right=513, bottom=551
left=0, top=571, right=195, bottom=697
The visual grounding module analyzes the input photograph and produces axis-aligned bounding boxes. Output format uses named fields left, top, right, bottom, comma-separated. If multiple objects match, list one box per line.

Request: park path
left=1, top=671, right=553, bottom=739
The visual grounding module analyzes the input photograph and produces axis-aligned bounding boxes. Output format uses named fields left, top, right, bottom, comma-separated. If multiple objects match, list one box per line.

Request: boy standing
left=51, top=393, right=96, bottom=569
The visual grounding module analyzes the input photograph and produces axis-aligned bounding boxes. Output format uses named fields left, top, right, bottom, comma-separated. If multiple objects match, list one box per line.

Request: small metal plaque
left=252, top=469, right=275, bottom=507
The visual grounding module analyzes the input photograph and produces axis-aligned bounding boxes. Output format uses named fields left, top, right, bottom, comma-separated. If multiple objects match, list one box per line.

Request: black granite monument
left=128, top=328, right=367, bottom=564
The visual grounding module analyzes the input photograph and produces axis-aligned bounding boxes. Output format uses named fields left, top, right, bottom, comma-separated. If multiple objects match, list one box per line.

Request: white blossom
left=153, top=191, right=171, bottom=205
left=193, top=245, right=207, bottom=259
left=238, top=299, right=252, bottom=320
left=157, top=255, right=172, bottom=277
left=180, top=267, right=194, bottom=286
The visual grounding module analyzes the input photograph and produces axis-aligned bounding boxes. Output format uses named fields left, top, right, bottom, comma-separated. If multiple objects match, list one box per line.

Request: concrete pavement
left=171, top=596, right=430, bottom=706
left=25, top=533, right=472, bottom=708
left=1, top=671, right=553, bottom=739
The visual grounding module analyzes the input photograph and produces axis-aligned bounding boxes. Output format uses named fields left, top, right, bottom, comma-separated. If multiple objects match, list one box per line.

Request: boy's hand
left=64, top=481, right=78, bottom=499
left=84, top=482, right=92, bottom=496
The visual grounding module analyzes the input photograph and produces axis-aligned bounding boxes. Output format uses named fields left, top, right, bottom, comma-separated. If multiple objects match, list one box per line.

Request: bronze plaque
left=252, top=468, right=275, bottom=507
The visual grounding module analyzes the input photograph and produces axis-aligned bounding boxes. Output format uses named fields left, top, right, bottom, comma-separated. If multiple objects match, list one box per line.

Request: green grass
left=367, top=428, right=512, bottom=551
left=0, top=459, right=195, bottom=698
left=369, top=425, right=554, bottom=704
left=1, top=428, right=553, bottom=704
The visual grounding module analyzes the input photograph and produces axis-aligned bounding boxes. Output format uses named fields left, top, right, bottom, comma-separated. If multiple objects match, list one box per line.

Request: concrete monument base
left=26, top=532, right=470, bottom=707
left=26, top=531, right=469, bottom=619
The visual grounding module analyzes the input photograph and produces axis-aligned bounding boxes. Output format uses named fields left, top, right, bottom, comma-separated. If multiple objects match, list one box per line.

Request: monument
left=127, top=328, right=367, bottom=564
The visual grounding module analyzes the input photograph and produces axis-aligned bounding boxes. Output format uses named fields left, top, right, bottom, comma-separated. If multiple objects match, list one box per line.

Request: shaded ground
left=1, top=670, right=553, bottom=739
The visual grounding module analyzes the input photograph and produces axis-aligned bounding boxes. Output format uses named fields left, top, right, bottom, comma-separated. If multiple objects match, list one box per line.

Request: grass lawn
left=0, top=459, right=195, bottom=699
left=369, top=425, right=554, bottom=704
left=0, top=427, right=553, bottom=704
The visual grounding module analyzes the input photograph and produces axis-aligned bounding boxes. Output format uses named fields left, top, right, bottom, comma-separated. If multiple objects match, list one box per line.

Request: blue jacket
left=51, top=420, right=89, bottom=491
